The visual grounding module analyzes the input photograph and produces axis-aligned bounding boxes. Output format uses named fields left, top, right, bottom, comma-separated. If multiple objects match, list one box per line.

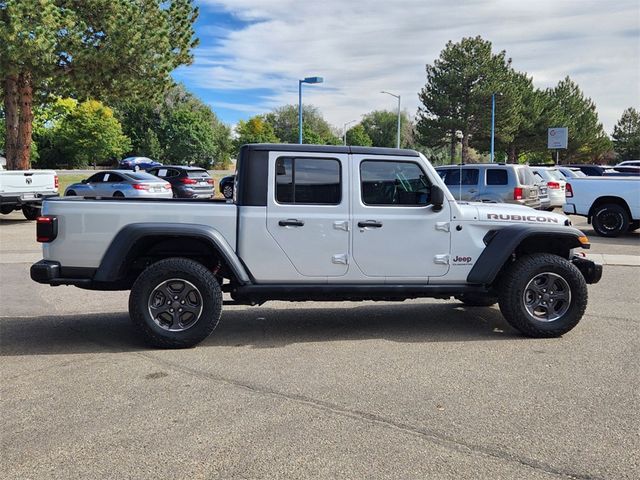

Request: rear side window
left=486, top=169, right=508, bottom=185
left=441, top=168, right=479, bottom=186
left=275, top=157, right=341, bottom=204
left=360, top=161, right=431, bottom=206
left=517, top=167, right=536, bottom=185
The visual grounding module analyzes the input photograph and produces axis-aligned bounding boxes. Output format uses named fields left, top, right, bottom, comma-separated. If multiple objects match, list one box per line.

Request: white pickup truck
left=564, top=176, right=640, bottom=237
left=31, top=144, right=602, bottom=348
left=0, top=162, right=59, bottom=219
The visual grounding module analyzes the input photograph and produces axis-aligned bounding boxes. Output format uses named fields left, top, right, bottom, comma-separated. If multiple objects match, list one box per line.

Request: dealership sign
left=548, top=127, right=568, bottom=149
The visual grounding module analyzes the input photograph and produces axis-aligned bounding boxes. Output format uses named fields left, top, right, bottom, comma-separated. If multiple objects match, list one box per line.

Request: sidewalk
left=586, top=253, right=640, bottom=267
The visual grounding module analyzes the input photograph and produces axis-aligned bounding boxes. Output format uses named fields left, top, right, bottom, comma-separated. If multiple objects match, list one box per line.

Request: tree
left=545, top=77, right=611, bottom=163
left=56, top=100, right=130, bottom=168
left=0, top=0, right=198, bottom=169
left=416, top=36, right=518, bottom=163
left=612, top=107, right=640, bottom=161
left=361, top=110, right=413, bottom=148
left=345, top=124, right=373, bottom=146
left=264, top=105, right=340, bottom=144
left=235, top=116, right=279, bottom=148
left=162, top=105, right=216, bottom=167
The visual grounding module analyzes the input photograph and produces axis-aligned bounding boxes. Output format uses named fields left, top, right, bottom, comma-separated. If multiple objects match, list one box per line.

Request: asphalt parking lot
left=1, top=211, right=638, bottom=479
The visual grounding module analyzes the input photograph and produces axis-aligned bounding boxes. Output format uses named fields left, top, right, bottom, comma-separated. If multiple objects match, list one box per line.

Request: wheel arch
left=588, top=196, right=631, bottom=221
left=93, top=223, right=251, bottom=286
left=467, top=225, right=588, bottom=285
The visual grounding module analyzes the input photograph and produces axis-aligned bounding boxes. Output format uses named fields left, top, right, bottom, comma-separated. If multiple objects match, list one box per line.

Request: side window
left=275, top=157, right=341, bottom=205
left=360, top=160, right=431, bottom=206
left=85, top=173, right=105, bottom=183
left=486, top=169, right=508, bottom=185
left=155, top=168, right=168, bottom=177
left=441, top=168, right=478, bottom=186
left=106, top=173, right=124, bottom=183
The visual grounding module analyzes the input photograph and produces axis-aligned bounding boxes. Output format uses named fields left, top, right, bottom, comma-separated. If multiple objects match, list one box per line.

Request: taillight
left=133, top=183, right=150, bottom=190
left=37, top=216, right=58, bottom=243
left=547, top=181, right=560, bottom=189
left=163, top=184, right=171, bottom=189
left=513, top=187, right=523, bottom=200
left=566, top=183, right=573, bottom=198
left=180, top=178, right=198, bottom=184
left=206, top=178, right=214, bottom=185
left=54, top=175, right=59, bottom=190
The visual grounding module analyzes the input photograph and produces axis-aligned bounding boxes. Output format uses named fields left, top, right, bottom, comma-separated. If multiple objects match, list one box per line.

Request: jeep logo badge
left=25, top=177, right=32, bottom=184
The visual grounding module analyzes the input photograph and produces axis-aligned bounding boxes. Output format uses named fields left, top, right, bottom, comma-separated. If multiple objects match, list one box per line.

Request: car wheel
left=222, top=184, right=233, bottom=199
left=129, top=257, right=223, bottom=348
left=591, top=203, right=629, bottom=237
left=21, top=205, right=40, bottom=220
left=455, top=293, right=498, bottom=307
left=1, top=205, right=14, bottom=215
left=498, top=253, right=587, bottom=338
left=66, top=190, right=76, bottom=196
left=133, top=165, right=141, bottom=172
left=113, top=191, right=125, bottom=198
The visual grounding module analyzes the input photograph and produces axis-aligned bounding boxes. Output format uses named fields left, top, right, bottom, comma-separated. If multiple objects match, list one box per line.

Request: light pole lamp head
left=302, top=76, right=323, bottom=84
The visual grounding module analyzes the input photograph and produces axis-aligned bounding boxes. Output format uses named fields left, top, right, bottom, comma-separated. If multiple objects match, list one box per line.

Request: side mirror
left=81, top=179, right=87, bottom=184
left=431, top=185, right=444, bottom=211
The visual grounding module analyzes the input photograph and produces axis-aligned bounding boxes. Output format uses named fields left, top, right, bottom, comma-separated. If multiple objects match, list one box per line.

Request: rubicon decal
left=486, top=213, right=559, bottom=223
left=452, top=255, right=473, bottom=264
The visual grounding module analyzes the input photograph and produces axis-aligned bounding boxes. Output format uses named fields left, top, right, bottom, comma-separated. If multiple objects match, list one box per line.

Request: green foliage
left=612, top=107, right=640, bottom=161
left=55, top=100, right=131, bottom=168
left=235, top=116, right=279, bottom=148
left=545, top=77, right=612, bottom=163
left=264, top=105, right=340, bottom=145
left=361, top=110, right=412, bottom=148
left=345, top=124, right=372, bottom=146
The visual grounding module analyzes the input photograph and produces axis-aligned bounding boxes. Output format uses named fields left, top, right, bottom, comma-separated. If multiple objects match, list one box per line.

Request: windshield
left=546, top=169, right=564, bottom=181
left=186, top=170, right=210, bottom=178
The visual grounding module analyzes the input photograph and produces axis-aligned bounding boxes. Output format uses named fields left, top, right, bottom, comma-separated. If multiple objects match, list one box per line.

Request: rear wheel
left=133, top=165, right=141, bottom=172
left=66, top=190, right=76, bottom=196
left=129, top=257, right=223, bottom=348
left=591, top=203, right=629, bottom=237
left=222, top=184, right=233, bottom=199
left=498, top=253, right=587, bottom=338
left=21, top=205, right=40, bottom=220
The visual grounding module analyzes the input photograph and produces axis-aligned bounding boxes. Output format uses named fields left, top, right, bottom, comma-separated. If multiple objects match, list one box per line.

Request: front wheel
left=498, top=254, right=587, bottom=338
left=129, top=257, right=223, bottom=348
left=22, top=205, right=40, bottom=220
left=591, top=203, right=629, bottom=237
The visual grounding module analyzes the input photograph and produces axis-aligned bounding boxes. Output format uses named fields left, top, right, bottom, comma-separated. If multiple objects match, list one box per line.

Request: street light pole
left=381, top=91, right=401, bottom=148
left=343, top=119, right=357, bottom=145
left=490, top=92, right=496, bottom=163
left=298, top=76, right=324, bottom=144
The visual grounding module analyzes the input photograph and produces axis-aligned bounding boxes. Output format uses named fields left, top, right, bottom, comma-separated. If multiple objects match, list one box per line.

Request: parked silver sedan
left=64, top=170, right=173, bottom=198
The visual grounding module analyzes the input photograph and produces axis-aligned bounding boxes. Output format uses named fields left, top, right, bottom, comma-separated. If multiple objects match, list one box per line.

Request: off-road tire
left=129, top=257, right=223, bottom=348
left=21, top=205, right=40, bottom=220
left=498, top=253, right=587, bottom=338
left=455, top=293, right=498, bottom=307
left=591, top=203, right=629, bottom=237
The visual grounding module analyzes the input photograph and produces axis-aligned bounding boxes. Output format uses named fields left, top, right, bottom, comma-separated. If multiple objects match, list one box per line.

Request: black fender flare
left=93, top=223, right=251, bottom=285
left=467, top=224, right=588, bottom=285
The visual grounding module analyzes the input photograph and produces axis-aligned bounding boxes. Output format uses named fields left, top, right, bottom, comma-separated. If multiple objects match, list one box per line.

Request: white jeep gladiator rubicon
left=31, top=144, right=602, bottom=348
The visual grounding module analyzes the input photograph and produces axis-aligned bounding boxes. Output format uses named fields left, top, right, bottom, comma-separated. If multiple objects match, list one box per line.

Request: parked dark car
left=219, top=175, right=235, bottom=199
left=118, top=156, right=163, bottom=171
left=147, top=166, right=214, bottom=198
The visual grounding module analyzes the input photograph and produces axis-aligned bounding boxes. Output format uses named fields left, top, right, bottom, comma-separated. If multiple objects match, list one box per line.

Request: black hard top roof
left=241, top=143, right=420, bottom=157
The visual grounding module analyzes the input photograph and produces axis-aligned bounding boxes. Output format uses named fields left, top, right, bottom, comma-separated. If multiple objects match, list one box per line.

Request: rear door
left=266, top=152, right=349, bottom=278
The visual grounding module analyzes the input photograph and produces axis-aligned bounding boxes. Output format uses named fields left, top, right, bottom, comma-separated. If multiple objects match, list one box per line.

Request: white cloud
left=193, top=0, right=640, bottom=132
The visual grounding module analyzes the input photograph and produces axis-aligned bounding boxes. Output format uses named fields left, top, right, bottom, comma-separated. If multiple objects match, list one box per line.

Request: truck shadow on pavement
left=1, top=302, right=524, bottom=356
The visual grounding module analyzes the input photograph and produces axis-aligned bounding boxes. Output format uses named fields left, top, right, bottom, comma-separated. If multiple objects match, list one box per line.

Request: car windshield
left=186, top=170, right=210, bottom=178
left=546, top=169, right=565, bottom=181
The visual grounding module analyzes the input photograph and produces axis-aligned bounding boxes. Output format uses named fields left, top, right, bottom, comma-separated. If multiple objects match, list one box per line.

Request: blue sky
left=173, top=0, right=640, bottom=133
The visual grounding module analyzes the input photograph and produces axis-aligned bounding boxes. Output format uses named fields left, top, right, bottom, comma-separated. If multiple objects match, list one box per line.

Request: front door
left=351, top=156, right=451, bottom=279
left=266, top=152, right=350, bottom=277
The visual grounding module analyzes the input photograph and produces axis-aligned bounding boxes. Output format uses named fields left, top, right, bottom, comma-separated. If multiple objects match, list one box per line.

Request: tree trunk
left=16, top=71, right=34, bottom=169
left=461, top=132, right=470, bottom=163
left=3, top=75, right=20, bottom=170
left=449, top=129, right=456, bottom=165
left=508, top=144, right=517, bottom=164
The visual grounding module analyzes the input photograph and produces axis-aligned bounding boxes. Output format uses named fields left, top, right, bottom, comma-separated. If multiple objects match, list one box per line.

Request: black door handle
left=358, top=220, right=383, bottom=228
left=279, top=219, right=305, bottom=227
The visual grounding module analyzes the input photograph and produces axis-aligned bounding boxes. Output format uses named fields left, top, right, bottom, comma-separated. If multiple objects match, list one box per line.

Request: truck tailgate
left=0, top=170, right=58, bottom=195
